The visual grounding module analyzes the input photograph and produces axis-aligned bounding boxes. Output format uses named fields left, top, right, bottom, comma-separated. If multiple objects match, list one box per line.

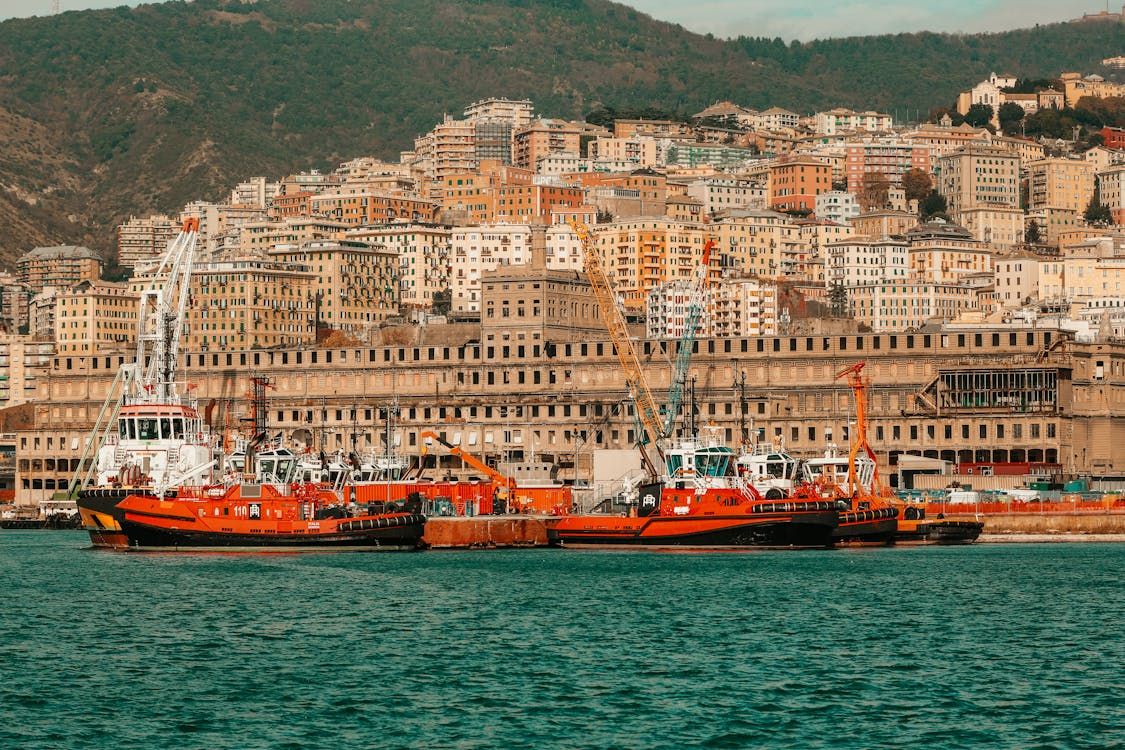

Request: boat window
left=119, top=420, right=128, bottom=438
left=259, top=459, right=274, bottom=477
left=159, top=418, right=172, bottom=439
left=127, top=420, right=137, bottom=440
left=173, top=419, right=185, bottom=439
left=666, top=453, right=684, bottom=476
left=767, top=462, right=786, bottom=479
left=138, top=419, right=159, bottom=440
left=697, top=451, right=730, bottom=477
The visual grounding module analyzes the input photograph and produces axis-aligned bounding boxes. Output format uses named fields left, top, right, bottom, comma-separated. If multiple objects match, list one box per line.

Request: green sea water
left=1, top=531, right=1122, bottom=749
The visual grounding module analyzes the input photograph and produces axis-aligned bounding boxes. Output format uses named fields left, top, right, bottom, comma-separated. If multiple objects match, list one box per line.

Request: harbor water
left=1, top=531, right=1122, bottom=749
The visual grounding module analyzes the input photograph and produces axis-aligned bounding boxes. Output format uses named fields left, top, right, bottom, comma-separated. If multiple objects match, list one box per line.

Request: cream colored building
left=849, top=281, right=975, bottom=331
left=1039, top=256, right=1125, bottom=303
left=587, top=137, right=659, bottom=167
left=710, top=275, right=778, bottom=337
left=906, top=223, right=993, bottom=285
left=0, top=334, right=53, bottom=408
left=451, top=224, right=583, bottom=314
left=1027, top=158, right=1095, bottom=213
left=994, top=254, right=1040, bottom=308
left=239, top=217, right=348, bottom=256
left=955, top=206, right=1025, bottom=248
left=710, top=210, right=800, bottom=281
left=116, top=215, right=177, bottom=271
left=1097, top=164, right=1125, bottom=225
left=347, top=223, right=452, bottom=310
left=17, top=246, right=103, bottom=294
left=937, top=145, right=1020, bottom=215
left=269, top=241, right=399, bottom=337
left=827, top=238, right=909, bottom=288
left=182, top=259, right=316, bottom=352
left=54, top=280, right=137, bottom=355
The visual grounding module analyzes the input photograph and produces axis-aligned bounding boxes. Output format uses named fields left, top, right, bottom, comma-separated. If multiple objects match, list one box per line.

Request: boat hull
left=833, top=508, right=899, bottom=546
left=896, top=519, right=983, bottom=545
left=117, top=516, right=424, bottom=551
left=548, top=510, right=838, bottom=549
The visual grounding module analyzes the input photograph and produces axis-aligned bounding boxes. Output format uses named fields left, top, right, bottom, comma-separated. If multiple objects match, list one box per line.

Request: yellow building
left=17, top=246, right=103, bottom=294
left=184, top=259, right=317, bottom=352
left=710, top=210, right=801, bottom=281
left=1026, top=158, right=1095, bottom=213
left=1062, top=73, right=1125, bottom=107
left=591, top=218, right=706, bottom=311
left=270, top=240, right=399, bottom=337
left=905, top=222, right=992, bottom=284
left=239, top=217, right=347, bottom=256
left=54, top=280, right=137, bottom=355
left=347, top=223, right=452, bottom=310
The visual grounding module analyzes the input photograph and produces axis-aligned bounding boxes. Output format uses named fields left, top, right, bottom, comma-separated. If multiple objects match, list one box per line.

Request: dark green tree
left=1025, top=219, right=1041, bottom=244
left=431, top=288, right=452, bottom=315
left=828, top=283, right=848, bottom=318
left=919, top=190, right=948, bottom=220
left=963, top=103, right=995, bottom=129
left=998, top=102, right=1026, bottom=133
left=1085, top=194, right=1113, bottom=225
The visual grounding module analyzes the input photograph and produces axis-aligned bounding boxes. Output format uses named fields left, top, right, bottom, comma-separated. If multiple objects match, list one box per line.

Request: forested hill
left=0, top=0, right=1121, bottom=266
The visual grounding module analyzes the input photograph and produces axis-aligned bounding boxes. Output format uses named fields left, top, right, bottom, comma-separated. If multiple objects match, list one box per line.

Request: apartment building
left=709, top=276, right=778, bottom=338
left=684, top=177, right=765, bottom=216
left=768, top=156, right=832, bottom=213
left=239, top=217, right=348, bottom=256
left=906, top=222, right=992, bottom=285
left=814, top=109, right=893, bottom=136
left=754, top=107, right=800, bottom=131
left=827, top=238, right=909, bottom=287
left=587, top=137, right=659, bottom=167
left=269, top=241, right=399, bottom=336
left=54, top=280, right=137, bottom=355
left=0, top=274, right=32, bottom=334
left=936, top=145, right=1020, bottom=215
left=229, top=177, right=282, bottom=209
left=955, top=206, right=1025, bottom=248
left=347, top=223, right=452, bottom=310
left=177, top=259, right=316, bottom=352
left=903, top=122, right=992, bottom=160
left=844, top=139, right=931, bottom=193
left=116, top=215, right=177, bottom=270
left=815, top=191, right=860, bottom=224
left=18, top=246, right=102, bottom=294
left=593, top=218, right=707, bottom=312
left=1026, top=158, right=1096, bottom=213
left=710, top=210, right=799, bottom=281
left=0, top=334, right=52, bottom=408
left=848, top=281, right=975, bottom=331
left=513, top=119, right=581, bottom=170
left=994, top=254, right=1040, bottom=308
left=1099, top=164, right=1125, bottom=225
left=450, top=224, right=579, bottom=314
left=308, top=190, right=437, bottom=226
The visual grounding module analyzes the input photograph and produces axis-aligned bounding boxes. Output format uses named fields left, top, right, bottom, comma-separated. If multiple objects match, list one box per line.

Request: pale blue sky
left=0, top=0, right=1097, bottom=40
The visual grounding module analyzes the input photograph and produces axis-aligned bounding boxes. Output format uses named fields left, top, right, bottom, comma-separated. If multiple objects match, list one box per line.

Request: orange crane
left=419, top=430, right=516, bottom=508
left=571, top=220, right=666, bottom=475
left=835, top=361, right=889, bottom=502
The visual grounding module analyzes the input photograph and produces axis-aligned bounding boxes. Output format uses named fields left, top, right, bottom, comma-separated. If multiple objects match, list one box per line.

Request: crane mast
left=571, top=221, right=666, bottom=473
left=132, top=217, right=199, bottom=402
left=664, top=238, right=714, bottom=437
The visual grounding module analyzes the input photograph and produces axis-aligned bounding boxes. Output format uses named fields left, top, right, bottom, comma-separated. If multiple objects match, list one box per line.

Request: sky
left=0, top=0, right=1099, bottom=40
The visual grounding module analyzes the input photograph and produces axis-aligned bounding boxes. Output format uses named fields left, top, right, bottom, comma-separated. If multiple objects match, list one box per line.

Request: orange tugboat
left=548, top=439, right=839, bottom=548
left=74, top=219, right=424, bottom=551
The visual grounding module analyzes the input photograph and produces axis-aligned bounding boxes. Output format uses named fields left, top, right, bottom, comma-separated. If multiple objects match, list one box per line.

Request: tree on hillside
left=919, top=190, right=948, bottom=220
left=1025, top=219, right=1042, bottom=244
left=901, top=168, right=932, bottom=202
left=859, top=173, right=891, bottom=210
left=962, top=104, right=995, bottom=129
left=1085, top=194, right=1113, bottom=226
left=998, top=102, right=1026, bottom=134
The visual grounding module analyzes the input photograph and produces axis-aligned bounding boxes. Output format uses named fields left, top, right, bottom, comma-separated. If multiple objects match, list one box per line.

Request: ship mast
left=132, top=217, right=200, bottom=403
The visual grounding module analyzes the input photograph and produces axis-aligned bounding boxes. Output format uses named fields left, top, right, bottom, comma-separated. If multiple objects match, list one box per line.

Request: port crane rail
left=664, top=238, right=714, bottom=438
left=571, top=221, right=666, bottom=475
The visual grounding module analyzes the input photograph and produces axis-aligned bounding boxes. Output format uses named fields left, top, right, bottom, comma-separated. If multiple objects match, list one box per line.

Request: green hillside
left=0, top=0, right=1120, bottom=267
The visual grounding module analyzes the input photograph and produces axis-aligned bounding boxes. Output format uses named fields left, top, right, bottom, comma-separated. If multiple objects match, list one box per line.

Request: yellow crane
left=571, top=220, right=666, bottom=474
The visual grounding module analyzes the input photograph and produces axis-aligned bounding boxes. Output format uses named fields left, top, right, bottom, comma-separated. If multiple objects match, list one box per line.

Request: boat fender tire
left=765, top=488, right=784, bottom=500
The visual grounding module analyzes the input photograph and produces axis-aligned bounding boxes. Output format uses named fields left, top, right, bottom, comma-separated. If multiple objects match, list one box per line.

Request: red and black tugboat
left=548, top=439, right=839, bottom=549
left=74, top=219, right=424, bottom=552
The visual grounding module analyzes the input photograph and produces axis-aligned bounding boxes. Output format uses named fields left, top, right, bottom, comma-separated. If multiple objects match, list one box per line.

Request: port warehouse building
left=12, top=327, right=1125, bottom=506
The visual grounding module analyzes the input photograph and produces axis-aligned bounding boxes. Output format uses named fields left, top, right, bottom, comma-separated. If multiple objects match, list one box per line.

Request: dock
left=422, top=515, right=554, bottom=549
